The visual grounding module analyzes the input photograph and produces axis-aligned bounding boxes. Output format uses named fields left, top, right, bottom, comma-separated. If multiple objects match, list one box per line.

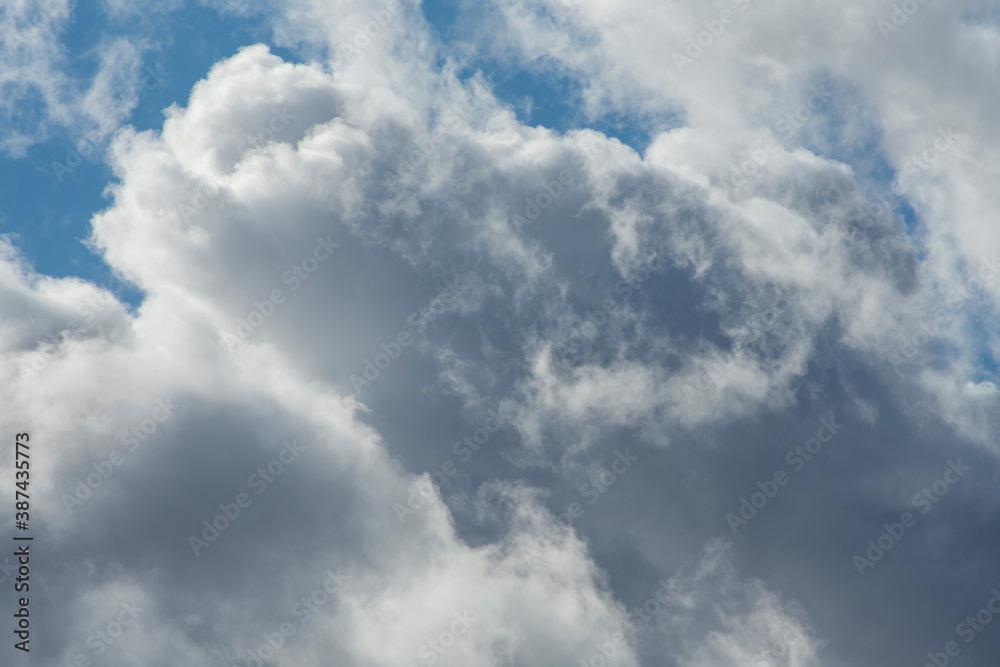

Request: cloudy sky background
left=2, top=0, right=1000, bottom=665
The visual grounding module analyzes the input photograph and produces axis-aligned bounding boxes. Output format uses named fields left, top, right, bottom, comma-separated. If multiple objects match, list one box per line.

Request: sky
left=1, top=1, right=1000, bottom=666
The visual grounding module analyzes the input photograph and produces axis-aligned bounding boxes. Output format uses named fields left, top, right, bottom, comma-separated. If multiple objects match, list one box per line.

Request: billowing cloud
left=2, top=0, right=1000, bottom=665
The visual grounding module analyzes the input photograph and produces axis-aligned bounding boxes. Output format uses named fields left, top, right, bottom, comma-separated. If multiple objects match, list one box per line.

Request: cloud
left=0, top=0, right=157, bottom=156
left=4, top=0, right=1000, bottom=665
left=0, top=41, right=654, bottom=667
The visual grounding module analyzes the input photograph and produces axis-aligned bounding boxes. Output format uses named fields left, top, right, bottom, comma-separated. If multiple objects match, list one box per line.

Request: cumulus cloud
left=3, top=0, right=1000, bottom=665
left=0, top=38, right=644, bottom=667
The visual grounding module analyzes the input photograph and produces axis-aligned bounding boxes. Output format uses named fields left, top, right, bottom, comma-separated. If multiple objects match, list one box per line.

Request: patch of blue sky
left=971, top=350, right=999, bottom=384
left=487, top=65, right=669, bottom=153
left=964, top=304, right=1000, bottom=383
left=420, top=0, right=462, bottom=39
left=863, top=155, right=922, bottom=254
left=814, top=130, right=923, bottom=255
left=790, top=76, right=922, bottom=253
left=919, top=278, right=1000, bottom=382
left=0, top=1, right=299, bottom=310
left=460, top=58, right=676, bottom=157
left=420, top=0, right=674, bottom=155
